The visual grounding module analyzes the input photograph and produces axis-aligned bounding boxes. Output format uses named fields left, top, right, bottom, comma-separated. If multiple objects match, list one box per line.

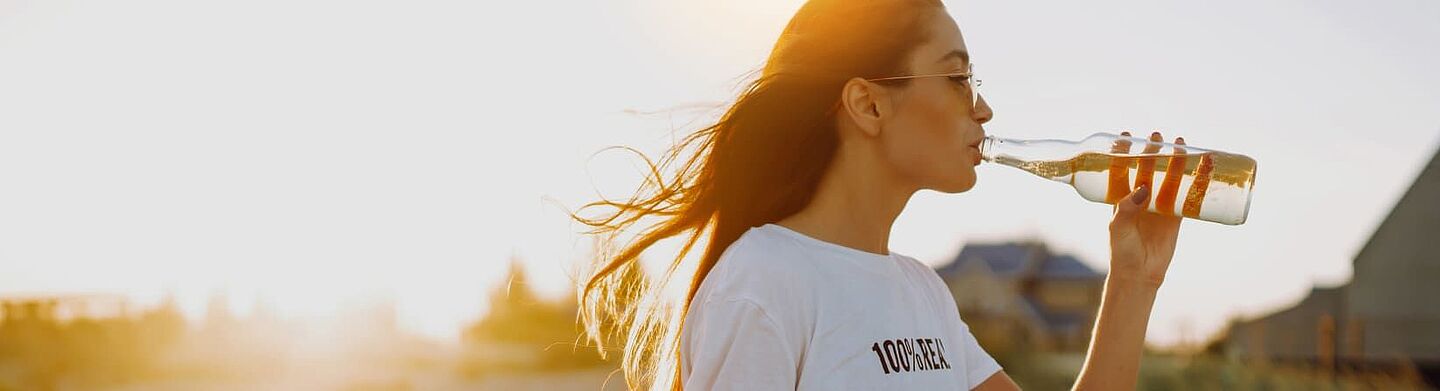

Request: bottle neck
left=979, top=135, right=1083, bottom=163
left=978, top=136, right=1005, bottom=163
left=980, top=133, right=1132, bottom=164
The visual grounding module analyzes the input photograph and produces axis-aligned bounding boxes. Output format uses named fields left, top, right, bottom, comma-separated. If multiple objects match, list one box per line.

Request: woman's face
left=878, top=12, right=993, bottom=194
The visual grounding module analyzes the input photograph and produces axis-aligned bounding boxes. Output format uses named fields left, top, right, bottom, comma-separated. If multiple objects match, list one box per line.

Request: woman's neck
left=777, top=144, right=914, bottom=256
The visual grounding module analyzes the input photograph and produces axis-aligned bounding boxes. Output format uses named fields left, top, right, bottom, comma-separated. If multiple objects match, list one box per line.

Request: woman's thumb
left=1112, top=184, right=1150, bottom=222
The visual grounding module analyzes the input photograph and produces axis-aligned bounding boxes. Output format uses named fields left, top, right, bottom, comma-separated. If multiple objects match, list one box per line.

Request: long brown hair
left=573, top=0, right=945, bottom=389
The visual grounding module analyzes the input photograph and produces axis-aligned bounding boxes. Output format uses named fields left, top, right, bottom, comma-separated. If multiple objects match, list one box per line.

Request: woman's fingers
left=1156, top=137, right=1187, bottom=216
left=1106, top=131, right=1134, bottom=204
left=1133, top=132, right=1164, bottom=210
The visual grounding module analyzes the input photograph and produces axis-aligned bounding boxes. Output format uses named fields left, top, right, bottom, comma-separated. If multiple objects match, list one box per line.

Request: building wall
left=1345, top=150, right=1440, bottom=361
left=1223, top=150, right=1440, bottom=365
left=1034, top=280, right=1101, bottom=312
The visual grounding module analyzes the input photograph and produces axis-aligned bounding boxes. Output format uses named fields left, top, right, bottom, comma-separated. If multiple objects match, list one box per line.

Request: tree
left=460, top=257, right=615, bottom=374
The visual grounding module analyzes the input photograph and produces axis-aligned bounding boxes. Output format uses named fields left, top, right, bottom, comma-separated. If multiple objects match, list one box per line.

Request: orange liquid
left=994, top=150, right=1256, bottom=224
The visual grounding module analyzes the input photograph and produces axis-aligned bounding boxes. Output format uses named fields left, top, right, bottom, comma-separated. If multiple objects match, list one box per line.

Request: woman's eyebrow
left=936, top=49, right=969, bottom=65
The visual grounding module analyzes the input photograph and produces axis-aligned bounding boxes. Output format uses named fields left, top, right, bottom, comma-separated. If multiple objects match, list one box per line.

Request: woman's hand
left=1108, top=132, right=1184, bottom=289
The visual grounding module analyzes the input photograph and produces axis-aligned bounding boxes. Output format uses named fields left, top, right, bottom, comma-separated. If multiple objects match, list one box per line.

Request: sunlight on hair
left=630, top=0, right=807, bottom=65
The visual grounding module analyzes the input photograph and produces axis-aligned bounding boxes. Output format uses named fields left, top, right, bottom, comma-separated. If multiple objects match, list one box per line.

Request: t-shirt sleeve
left=682, top=297, right=798, bottom=391
left=958, top=322, right=1003, bottom=389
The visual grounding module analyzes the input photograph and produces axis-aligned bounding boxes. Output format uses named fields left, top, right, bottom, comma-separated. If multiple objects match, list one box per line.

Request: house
left=935, top=241, right=1106, bottom=353
left=1216, top=147, right=1440, bottom=384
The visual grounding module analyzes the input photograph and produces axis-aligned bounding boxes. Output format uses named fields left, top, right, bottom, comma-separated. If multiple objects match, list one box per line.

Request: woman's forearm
left=1071, top=275, right=1160, bottom=391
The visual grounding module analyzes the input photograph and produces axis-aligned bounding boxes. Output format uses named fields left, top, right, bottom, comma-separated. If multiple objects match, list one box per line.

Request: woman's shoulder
left=693, top=225, right=825, bottom=303
left=891, top=252, right=941, bottom=278
left=890, top=252, right=957, bottom=297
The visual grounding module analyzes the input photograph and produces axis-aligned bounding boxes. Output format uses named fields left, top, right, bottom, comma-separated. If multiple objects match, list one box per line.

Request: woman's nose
left=973, top=94, right=994, bottom=124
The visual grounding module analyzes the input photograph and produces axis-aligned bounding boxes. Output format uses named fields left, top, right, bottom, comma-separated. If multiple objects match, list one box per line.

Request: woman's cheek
left=928, top=120, right=964, bottom=162
left=885, top=127, right=931, bottom=178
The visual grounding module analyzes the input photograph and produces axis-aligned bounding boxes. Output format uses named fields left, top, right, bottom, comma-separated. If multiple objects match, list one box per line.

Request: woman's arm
left=976, top=133, right=1186, bottom=391
left=1070, top=276, right=1160, bottom=390
left=971, top=276, right=1161, bottom=391
left=1072, top=133, right=1185, bottom=390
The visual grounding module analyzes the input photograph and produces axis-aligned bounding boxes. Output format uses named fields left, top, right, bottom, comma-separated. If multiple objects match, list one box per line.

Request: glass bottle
left=978, top=132, right=1257, bottom=225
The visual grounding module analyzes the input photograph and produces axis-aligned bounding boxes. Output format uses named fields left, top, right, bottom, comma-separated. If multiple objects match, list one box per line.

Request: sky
left=1, top=0, right=1438, bottom=346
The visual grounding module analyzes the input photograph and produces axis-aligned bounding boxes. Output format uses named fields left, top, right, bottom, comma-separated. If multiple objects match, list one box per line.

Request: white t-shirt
left=680, top=223, right=1003, bottom=390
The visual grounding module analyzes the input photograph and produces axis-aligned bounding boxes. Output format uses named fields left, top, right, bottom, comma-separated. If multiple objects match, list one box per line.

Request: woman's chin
left=933, top=174, right=977, bottom=194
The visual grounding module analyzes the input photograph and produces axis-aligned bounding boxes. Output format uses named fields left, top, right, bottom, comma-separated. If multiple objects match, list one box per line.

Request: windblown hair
left=572, top=0, right=945, bottom=389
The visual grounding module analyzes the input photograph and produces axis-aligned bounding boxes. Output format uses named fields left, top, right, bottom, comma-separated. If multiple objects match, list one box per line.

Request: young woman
left=575, top=0, right=1184, bottom=389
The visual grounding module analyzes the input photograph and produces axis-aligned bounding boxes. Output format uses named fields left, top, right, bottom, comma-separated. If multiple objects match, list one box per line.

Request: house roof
left=937, top=242, right=1103, bottom=280
left=937, top=242, right=1041, bottom=278
left=936, top=241, right=1104, bottom=336
left=1037, top=255, right=1105, bottom=279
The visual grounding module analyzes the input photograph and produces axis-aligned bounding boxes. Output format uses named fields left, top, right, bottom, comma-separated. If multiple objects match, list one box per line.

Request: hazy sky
left=1, top=0, right=1437, bottom=345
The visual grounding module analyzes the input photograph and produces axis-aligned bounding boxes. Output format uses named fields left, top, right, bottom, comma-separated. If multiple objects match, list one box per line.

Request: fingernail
left=1133, top=185, right=1150, bottom=205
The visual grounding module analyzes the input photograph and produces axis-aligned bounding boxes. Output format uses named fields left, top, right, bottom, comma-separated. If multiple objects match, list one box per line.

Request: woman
left=575, top=0, right=1183, bottom=389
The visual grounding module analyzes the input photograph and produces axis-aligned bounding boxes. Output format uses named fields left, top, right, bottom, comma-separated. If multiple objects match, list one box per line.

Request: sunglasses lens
left=970, top=79, right=980, bottom=108
left=966, top=65, right=980, bottom=109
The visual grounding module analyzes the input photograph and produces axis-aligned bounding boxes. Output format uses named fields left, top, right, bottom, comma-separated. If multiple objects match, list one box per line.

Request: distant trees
left=460, top=257, right=648, bottom=376
left=0, top=297, right=185, bottom=390
left=463, top=258, right=574, bottom=346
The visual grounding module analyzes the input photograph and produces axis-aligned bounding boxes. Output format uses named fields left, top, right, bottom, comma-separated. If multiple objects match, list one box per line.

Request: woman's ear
left=840, top=77, right=890, bottom=137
